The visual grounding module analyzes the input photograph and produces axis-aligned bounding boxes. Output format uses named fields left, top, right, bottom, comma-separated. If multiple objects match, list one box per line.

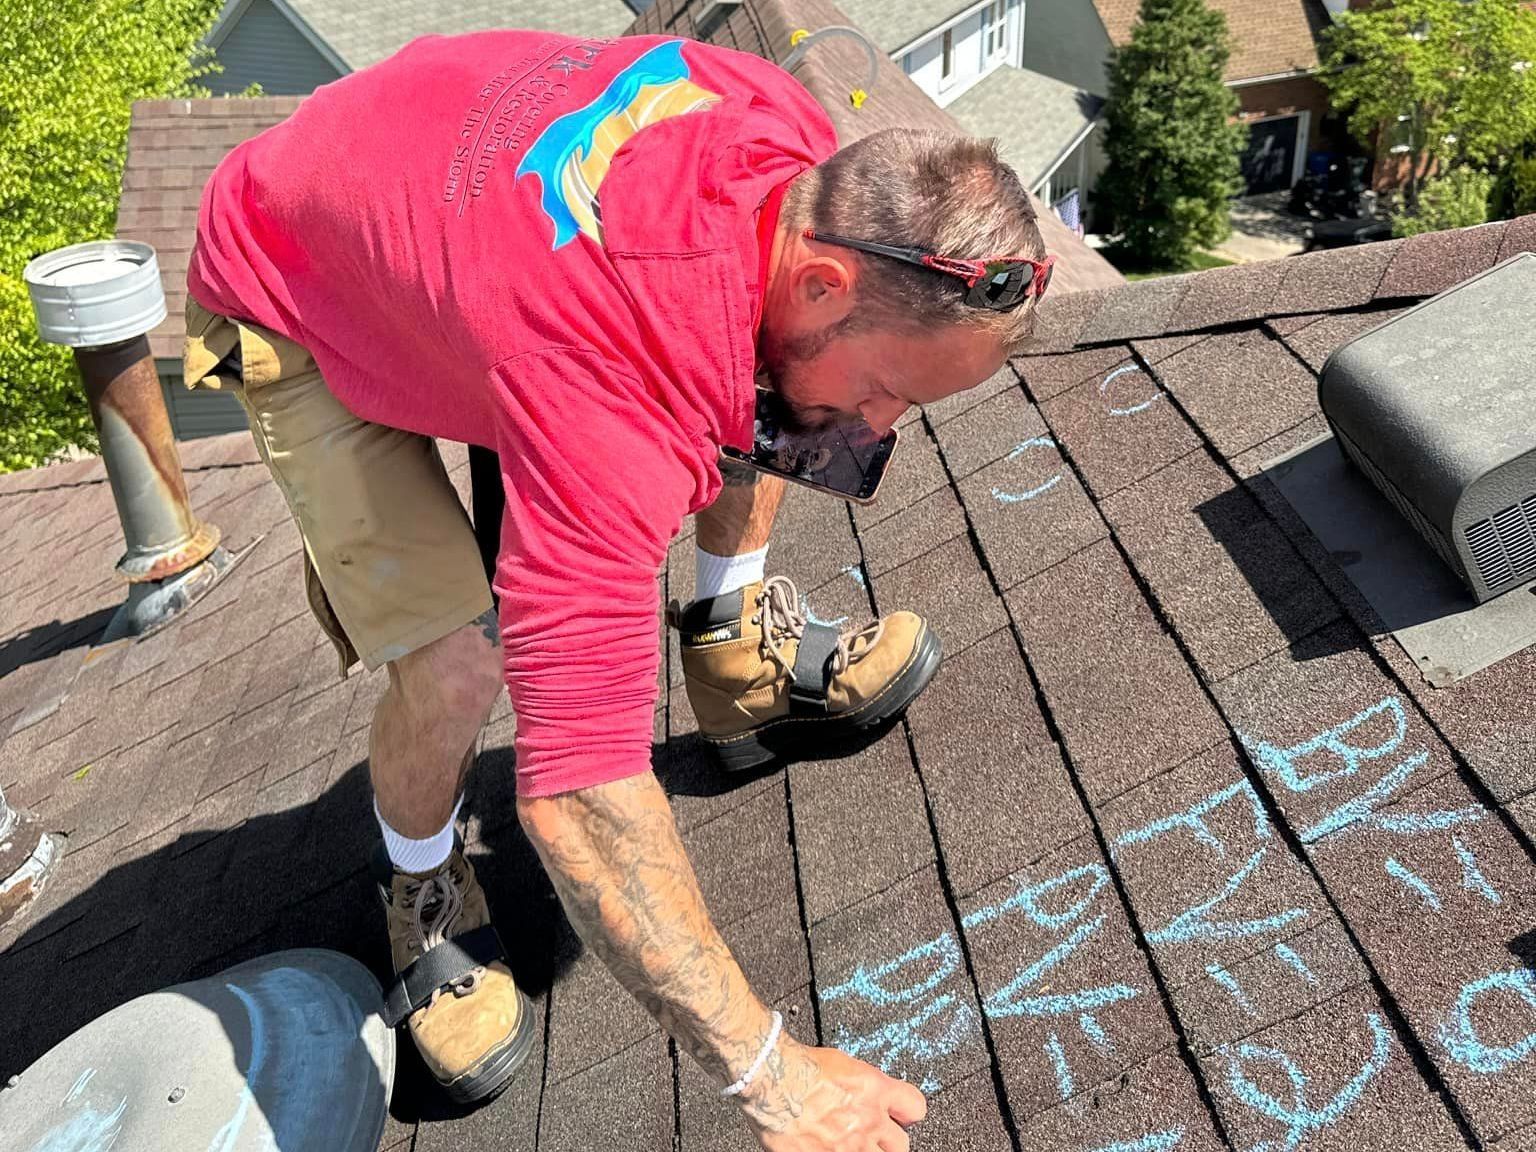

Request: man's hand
left=740, top=1037, right=927, bottom=1152
left=518, top=773, right=926, bottom=1150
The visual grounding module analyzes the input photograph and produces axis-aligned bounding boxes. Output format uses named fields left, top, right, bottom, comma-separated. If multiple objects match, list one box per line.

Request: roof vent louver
left=1319, top=252, right=1536, bottom=604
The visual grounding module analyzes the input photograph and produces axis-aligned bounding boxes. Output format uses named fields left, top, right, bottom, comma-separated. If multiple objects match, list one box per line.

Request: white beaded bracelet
left=721, top=1010, right=784, bottom=1098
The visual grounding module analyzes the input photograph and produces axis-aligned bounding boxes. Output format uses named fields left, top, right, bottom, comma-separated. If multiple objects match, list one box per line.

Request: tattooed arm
left=518, top=773, right=925, bottom=1149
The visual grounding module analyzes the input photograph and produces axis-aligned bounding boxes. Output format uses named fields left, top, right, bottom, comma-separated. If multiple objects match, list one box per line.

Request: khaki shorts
left=183, top=299, right=493, bottom=673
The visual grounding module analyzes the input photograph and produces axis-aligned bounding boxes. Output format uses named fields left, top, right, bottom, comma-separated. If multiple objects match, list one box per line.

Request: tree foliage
left=0, top=0, right=224, bottom=472
left=1093, top=0, right=1245, bottom=269
left=1321, top=0, right=1536, bottom=211
left=1392, top=167, right=1494, bottom=236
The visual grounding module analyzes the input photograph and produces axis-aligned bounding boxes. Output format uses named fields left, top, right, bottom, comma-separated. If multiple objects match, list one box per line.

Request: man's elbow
left=516, top=792, right=569, bottom=850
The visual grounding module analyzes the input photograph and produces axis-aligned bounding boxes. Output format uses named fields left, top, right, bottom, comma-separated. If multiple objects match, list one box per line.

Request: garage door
left=1241, top=115, right=1301, bottom=195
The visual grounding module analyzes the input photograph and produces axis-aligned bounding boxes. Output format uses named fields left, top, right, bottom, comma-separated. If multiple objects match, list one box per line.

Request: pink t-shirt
left=189, top=32, right=838, bottom=796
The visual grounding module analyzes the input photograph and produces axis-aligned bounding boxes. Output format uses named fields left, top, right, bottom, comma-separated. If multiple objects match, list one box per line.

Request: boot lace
left=752, top=575, right=884, bottom=683
left=399, top=857, right=484, bottom=1003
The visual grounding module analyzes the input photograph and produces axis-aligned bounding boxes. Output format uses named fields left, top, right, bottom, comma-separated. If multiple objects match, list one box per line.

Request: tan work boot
left=373, top=844, right=537, bottom=1104
left=671, top=575, right=942, bottom=770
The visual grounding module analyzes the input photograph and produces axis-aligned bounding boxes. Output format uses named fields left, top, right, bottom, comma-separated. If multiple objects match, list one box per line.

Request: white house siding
left=901, top=0, right=1025, bottom=108
left=208, top=0, right=343, bottom=95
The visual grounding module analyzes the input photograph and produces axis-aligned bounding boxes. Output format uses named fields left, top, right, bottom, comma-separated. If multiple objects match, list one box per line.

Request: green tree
left=1093, top=0, right=1245, bottom=269
left=1322, top=0, right=1536, bottom=213
left=1392, top=167, right=1494, bottom=236
left=0, top=0, right=225, bottom=472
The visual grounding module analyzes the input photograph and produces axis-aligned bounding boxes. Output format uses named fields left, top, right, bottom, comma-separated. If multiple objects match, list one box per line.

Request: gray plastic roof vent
left=1319, top=252, right=1536, bottom=604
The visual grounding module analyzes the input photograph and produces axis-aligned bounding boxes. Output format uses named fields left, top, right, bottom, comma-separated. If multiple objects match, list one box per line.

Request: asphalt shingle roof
left=833, top=0, right=976, bottom=55
left=947, top=66, right=1104, bottom=188
left=117, top=97, right=304, bottom=361
left=7, top=1, right=1535, bottom=1148
left=238, top=0, right=639, bottom=70
left=1092, top=0, right=1331, bottom=82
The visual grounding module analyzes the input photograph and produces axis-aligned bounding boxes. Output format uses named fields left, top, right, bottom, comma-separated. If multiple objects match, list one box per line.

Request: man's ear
left=791, top=256, right=856, bottom=322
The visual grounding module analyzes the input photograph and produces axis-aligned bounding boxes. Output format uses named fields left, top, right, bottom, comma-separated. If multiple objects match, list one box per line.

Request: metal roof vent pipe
left=24, top=240, right=237, bottom=644
left=1320, top=253, right=1536, bottom=604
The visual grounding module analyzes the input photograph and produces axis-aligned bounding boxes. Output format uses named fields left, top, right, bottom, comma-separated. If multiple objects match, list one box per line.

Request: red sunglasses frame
left=803, top=229, right=1056, bottom=311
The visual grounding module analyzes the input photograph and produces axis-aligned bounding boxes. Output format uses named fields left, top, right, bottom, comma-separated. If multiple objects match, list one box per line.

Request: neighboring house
left=1025, top=0, right=1343, bottom=200
left=204, top=0, right=645, bottom=95
left=838, top=0, right=1105, bottom=228
left=836, top=0, right=1343, bottom=230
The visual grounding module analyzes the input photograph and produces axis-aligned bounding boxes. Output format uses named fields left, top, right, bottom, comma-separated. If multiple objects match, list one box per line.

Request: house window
left=983, top=0, right=1008, bottom=62
left=940, top=28, right=955, bottom=85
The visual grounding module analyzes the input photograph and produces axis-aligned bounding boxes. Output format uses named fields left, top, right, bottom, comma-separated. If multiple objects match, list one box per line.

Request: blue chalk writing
left=1244, top=697, right=1407, bottom=793
left=1145, top=848, right=1307, bottom=945
left=1080, top=1014, right=1112, bottom=1051
left=991, top=437, right=1062, bottom=503
left=984, top=915, right=1139, bottom=1020
left=840, top=563, right=867, bottom=588
left=1086, top=1130, right=1185, bottom=1152
left=1454, top=837, right=1500, bottom=904
left=822, top=933, right=960, bottom=1007
left=1099, top=363, right=1162, bottom=417
left=1220, top=1011, right=1392, bottom=1150
left=1273, top=943, right=1317, bottom=986
left=1207, top=964, right=1255, bottom=1015
left=1437, top=969, right=1536, bottom=1074
left=1296, top=752, right=1424, bottom=842
left=962, top=862, right=1109, bottom=931
left=1370, top=805, right=1487, bottom=836
left=1046, top=1033, right=1074, bottom=1098
left=1112, top=777, right=1269, bottom=859
left=801, top=597, right=850, bottom=629
left=1383, top=857, right=1441, bottom=910
left=830, top=992, right=979, bottom=1083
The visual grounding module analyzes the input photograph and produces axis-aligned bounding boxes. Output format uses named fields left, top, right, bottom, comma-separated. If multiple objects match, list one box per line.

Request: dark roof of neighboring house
left=1093, top=0, right=1332, bottom=81
left=208, top=0, right=639, bottom=71
left=4, top=212, right=1535, bottom=1148
left=117, top=97, right=304, bottom=361
left=947, top=67, right=1104, bottom=190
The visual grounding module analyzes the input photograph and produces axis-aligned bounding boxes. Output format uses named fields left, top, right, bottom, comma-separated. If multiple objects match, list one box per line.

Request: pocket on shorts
left=183, top=299, right=240, bottom=391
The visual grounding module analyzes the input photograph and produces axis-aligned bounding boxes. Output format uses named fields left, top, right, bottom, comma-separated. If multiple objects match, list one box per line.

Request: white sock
left=375, top=796, right=463, bottom=875
left=695, top=544, right=769, bottom=601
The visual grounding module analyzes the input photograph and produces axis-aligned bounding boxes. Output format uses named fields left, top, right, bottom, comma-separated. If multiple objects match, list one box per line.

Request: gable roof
left=1092, top=0, right=1332, bottom=81
left=833, top=0, right=977, bottom=55
left=117, top=96, right=304, bottom=361
left=209, top=0, right=640, bottom=71
left=947, top=66, right=1104, bottom=190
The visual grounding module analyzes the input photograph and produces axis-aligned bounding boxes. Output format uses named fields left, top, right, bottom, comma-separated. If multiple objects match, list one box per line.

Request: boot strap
left=382, top=924, right=506, bottom=1028
left=789, top=620, right=842, bottom=715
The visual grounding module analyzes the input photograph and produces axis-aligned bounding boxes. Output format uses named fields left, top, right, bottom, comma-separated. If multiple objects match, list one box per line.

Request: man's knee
left=392, top=609, right=503, bottom=723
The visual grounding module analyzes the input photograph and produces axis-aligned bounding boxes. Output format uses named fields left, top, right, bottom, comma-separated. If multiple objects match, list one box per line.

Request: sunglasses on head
left=803, top=229, right=1055, bottom=312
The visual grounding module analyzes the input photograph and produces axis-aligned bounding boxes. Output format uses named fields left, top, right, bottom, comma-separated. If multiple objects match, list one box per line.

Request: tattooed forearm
left=518, top=774, right=776, bottom=1089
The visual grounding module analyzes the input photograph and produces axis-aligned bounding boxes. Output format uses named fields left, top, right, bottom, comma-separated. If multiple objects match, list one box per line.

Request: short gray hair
left=786, top=129, right=1046, bottom=351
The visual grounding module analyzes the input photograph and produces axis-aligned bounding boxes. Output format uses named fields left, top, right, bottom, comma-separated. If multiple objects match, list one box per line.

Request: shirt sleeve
left=487, top=349, right=705, bottom=798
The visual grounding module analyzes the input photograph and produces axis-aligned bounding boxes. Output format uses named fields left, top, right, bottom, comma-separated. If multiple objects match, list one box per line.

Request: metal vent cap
left=24, top=239, right=166, bottom=349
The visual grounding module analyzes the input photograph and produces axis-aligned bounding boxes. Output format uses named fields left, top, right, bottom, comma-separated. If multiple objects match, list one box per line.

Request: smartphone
left=720, top=390, right=899, bottom=504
